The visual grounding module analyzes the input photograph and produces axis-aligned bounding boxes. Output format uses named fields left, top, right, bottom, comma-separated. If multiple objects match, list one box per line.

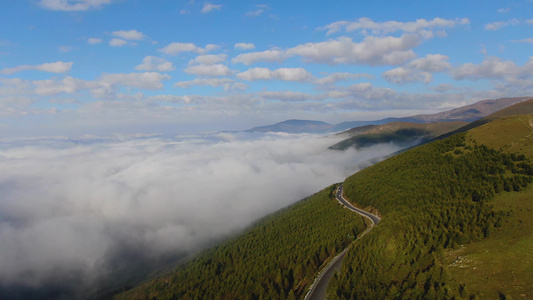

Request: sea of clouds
left=0, top=131, right=401, bottom=298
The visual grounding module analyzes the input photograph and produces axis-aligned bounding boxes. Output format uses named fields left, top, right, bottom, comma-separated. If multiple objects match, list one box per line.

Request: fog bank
left=0, top=132, right=401, bottom=298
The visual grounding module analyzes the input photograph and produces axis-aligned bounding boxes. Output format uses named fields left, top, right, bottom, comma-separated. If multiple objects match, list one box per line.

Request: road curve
left=304, top=184, right=380, bottom=300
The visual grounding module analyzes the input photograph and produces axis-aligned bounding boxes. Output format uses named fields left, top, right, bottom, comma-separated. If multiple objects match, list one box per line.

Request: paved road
left=304, top=185, right=380, bottom=300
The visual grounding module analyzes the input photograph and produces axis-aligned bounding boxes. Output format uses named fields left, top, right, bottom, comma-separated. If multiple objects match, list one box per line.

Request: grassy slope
left=329, top=112, right=533, bottom=298
left=444, top=115, right=533, bottom=299
left=114, top=186, right=366, bottom=300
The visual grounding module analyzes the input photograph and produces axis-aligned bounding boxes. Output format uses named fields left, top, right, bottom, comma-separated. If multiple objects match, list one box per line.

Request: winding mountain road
left=303, top=185, right=380, bottom=300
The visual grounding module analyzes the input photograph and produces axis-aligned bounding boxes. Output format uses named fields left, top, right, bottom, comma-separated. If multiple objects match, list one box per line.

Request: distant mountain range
left=246, top=96, right=532, bottom=134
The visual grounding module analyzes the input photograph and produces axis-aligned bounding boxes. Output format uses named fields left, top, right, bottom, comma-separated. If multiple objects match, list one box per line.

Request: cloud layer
left=0, top=132, right=401, bottom=297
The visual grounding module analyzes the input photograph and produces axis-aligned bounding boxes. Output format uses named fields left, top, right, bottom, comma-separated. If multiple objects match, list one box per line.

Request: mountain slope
left=115, top=99, right=533, bottom=300
left=330, top=121, right=468, bottom=150
left=114, top=187, right=367, bottom=300
left=329, top=106, right=533, bottom=299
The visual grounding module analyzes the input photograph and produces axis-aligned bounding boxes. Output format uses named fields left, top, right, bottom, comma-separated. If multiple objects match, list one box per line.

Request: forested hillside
left=329, top=130, right=533, bottom=299
left=115, top=187, right=367, bottom=300
left=116, top=105, right=533, bottom=300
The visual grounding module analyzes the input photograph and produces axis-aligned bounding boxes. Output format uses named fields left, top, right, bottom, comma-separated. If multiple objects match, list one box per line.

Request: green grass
left=444, top=114, right=533, bottom=299
left=445, top=185, right=533, bottom=299
left=467, top=115, right=533, bottom=159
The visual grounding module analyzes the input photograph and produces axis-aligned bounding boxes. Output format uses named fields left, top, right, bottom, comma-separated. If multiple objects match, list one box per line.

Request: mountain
left=246, top=97, right=531, bottom=134
left=329, top=121, right=468, bottom=150
left=246, top=119, right=334, bottom=133
left=115, top=99, right=533, bottom=300
left=329, top=104, right=533, bottom=298
left=409, top=96, right=532, bottom=122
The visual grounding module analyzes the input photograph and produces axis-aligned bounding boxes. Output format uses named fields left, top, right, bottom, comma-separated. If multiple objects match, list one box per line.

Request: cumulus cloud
left=0, top=61, right=73, bottom=75
left=246, top=9, right=265, bottom=17
left=135, top=56, right=175, bottom=72
left=320, top=17, right=470, bottom=35
left=0, top=133, right=401, bottom=297
left=88, top=38, right=103, bottom=44
left=381, top=54, right=451, bottom=84
left=112, top=29, right=146, bottom=40
left=0, top=72, right=171, bottom=99
left=287, top=35, right=419, bottom=65
left=109, top=38, right=128, bottom=47
left=232, top=49, right=287, bottom=65
left=184, top=64, right=234, bottom=77
left=237, top=67, right=314, bottom=82
left=452, top=56, right=532, bottom=80
left=98, top=72, right=170, bottom=90
left=314, top=72, right=373, bottom=86
left=451, top=56, right=533, bottom=92
left=257, top=91, right=319, bottom=102
left=383, top=67, right=432, bottom=84
left=234, top=43, right=256, bottom=50
left=38, top=0, right=114, bottom=11
left=189, top=54, right=228, bottom=65
left=201, top=2, right=221, bottom=13
left=485, top=18, right=520, bottom=30
left=516, top=38, right=533, bottom=43
left=158, top=42, right=219, bottom=55
left=407, top=54, right=451, bottom=72
left=175, top=78, right=234, bottom=88
left=497, top=7, right=511, bottom=13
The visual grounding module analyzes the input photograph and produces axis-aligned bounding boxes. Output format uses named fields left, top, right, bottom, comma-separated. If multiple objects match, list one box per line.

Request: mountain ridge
left=246, top=96, right=531, bottom=134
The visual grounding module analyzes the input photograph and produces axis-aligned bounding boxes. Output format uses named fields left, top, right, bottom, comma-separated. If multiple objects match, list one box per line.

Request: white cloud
left=517, top=38, right=533, bottom=43
left=201, top=3, right=221, bottom=13
left=184, top=64, right=234, bottom=76
left=273, top=68, right=315, bottom=82
left=98, top=72, right=170, bottom=90
left=485, top=18, right=520, bottom=30
left=88, top=38, right=103, bottom=44
left=320, top=17, right=470, bottom=35
left=237, top=67, right=314, bottom=82
left=236, top=67, right=273, bottom=80
left=158, top=42, right=219, bottom=55
left=234, top=43, right=256, bottom=50
left=189, top=54, right=227, bottom=65
left=175, top=78, right=234, bottom=88
left=314, top=72, right=373, bottom=86
left=383, top=67, right=432, bottom=84
left=0, top=61, right=73, bottom=75
left=452, top=56, right=525, bottom=80
left=497, top=7, right=510, bottom=13
left=257, top=91, right=318, bottom=102
left=287, top=35, right=419, bottom=65
left=407, top=54, right=451, bottom=72
left=58, top=45, right=73, bottom=53
left=32, top=76, right=92, bottom=96
left=232, top=49, right=287, bottom=65
left=246, top=9, right=265, bottom=17
left=174, top=78, right=246, bottom=91
left=112, top=30, right=145, bottom=40
left=451, top=56, right=533, bottom=92
left=38, top=0, right=114, bottom=11
left=135, top=56, right=175, bottom=72
left=0, top=133, right=400, bottom=296
left=109, top=38, right=128, bottom=47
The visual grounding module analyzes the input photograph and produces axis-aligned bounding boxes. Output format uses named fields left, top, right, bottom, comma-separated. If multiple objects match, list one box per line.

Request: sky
left=0, top=0, right=532, bottom=137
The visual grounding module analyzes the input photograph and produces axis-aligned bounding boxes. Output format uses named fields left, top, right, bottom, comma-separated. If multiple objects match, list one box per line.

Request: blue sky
left=1, top=0, right=532, bottom=137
